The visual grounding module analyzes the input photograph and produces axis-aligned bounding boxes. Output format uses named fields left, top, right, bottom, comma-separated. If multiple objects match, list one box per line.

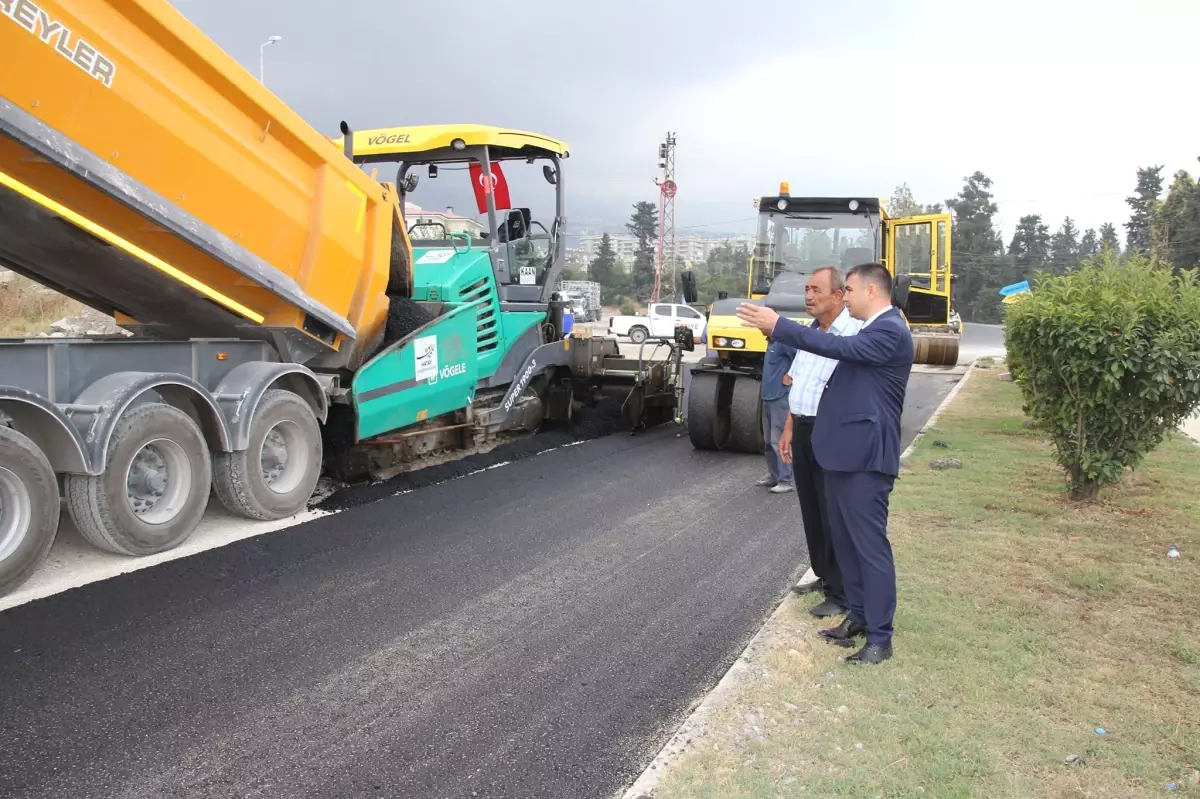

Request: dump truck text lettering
left=1, top=0, right=116, bottom=88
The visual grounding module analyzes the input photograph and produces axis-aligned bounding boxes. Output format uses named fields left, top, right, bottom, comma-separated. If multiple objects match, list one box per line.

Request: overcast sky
left=174, top=0, right=1199, bottom=244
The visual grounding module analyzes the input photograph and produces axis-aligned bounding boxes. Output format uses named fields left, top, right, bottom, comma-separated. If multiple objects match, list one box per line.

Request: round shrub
left=1004, top=252, right=1200, bottom=499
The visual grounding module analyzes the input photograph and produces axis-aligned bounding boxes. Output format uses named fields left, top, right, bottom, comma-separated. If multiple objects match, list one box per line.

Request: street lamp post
left=259, top=35, right=281, bottom=84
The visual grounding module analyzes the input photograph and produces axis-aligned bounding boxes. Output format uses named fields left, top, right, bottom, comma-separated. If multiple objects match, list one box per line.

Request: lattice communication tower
left=651, top=132, right=677, bottom=303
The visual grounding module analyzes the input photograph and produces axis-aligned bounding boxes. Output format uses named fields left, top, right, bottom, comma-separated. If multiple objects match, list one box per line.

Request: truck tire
left=728, top=375, right=765, bottom=454
left=66, top=403, right=211, bottom=556
left=629, top=326, right=648, bottom=344
left=213, top=390, right=322, bottom=521
left=0, top=426, right=61, bottom=598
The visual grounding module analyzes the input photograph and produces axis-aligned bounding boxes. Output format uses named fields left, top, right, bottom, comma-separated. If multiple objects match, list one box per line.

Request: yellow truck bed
left=0, top=0, right=408, bottom=363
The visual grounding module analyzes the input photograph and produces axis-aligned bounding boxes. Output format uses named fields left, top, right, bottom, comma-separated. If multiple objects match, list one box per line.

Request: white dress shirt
left=786, top=307, right=863, bottom=416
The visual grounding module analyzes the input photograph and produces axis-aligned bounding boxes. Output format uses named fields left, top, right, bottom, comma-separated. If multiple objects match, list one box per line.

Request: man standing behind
left=736, top=263, right=914, bottom=666
left=779, top=266, right=861, bottom=618
left=756, top=333, right=796, bottom=494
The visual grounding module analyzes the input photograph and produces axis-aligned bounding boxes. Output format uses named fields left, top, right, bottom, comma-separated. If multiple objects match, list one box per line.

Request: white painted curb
left=618, top=361, right=980, bottom=799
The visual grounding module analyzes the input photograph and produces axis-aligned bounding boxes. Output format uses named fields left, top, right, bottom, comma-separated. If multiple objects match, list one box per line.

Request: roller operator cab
left=687, top=185, right=959, bottom=454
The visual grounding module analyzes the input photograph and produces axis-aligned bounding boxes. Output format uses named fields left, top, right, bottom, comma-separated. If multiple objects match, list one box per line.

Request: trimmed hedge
left=1004, top=252, right=1200, bottom=499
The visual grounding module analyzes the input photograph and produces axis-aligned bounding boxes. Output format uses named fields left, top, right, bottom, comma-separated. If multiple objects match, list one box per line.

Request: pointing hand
left=736, top=303, right=779, bottom=336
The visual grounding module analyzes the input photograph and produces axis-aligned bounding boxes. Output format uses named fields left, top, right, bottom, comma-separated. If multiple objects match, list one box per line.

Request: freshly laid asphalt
left=0, top=371, right=960, bottom=799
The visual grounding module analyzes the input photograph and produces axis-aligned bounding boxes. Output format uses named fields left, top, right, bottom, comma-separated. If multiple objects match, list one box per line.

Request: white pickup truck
left=607, top=302, right=707, bottom=345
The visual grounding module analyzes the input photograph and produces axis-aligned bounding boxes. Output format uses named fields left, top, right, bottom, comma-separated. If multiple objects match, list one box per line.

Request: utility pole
left=259, top=36, right=282, bottom=85
left=651, top=132, right=677, bottom=304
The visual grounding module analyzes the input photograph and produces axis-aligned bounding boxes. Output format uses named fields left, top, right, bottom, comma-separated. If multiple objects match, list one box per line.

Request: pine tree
left=1151, top=169, right=1200, bottom=272
left=626, top=201, right=659, bottom=300
left=1078, top=228, right=1099, bottom=258
left=1009, top=215, right=1051, bottom=272
left=1048, top=216, right=1080, bottom=273
left=1124, top=165, right=1164, bottom=255
left=588, top=233, right=618, bottom=286
left=1099, top=222, right=1121, bottom=252
left=944, top=171, right=1005, bottom=322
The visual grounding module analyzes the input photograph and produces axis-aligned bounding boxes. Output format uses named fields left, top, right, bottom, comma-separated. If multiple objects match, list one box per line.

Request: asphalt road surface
left=957, top=322, right=1006, bottom=364
left=0, top=372, right=960, bottom=799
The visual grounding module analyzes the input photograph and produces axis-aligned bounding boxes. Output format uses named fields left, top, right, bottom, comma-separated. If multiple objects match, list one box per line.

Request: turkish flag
left=468, top=162, right=511, bottom=214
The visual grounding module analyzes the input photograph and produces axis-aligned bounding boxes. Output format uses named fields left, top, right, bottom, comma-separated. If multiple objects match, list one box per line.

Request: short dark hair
left=847, top=262, right=892, bottom=295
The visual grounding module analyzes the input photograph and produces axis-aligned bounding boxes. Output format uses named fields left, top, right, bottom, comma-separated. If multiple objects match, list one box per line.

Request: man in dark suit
left=736, top=263, right=913, bottom=665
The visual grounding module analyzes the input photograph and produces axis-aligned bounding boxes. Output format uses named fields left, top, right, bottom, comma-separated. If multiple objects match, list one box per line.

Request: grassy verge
left=650, top=367, right=1200, bottom=798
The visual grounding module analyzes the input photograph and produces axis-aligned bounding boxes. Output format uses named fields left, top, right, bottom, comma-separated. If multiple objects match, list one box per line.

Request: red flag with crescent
left=468, top=162, right=511, bottom=214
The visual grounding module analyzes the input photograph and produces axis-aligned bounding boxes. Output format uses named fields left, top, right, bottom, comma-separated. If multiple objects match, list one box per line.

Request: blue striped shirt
left=786, top=307, right=863, bottom=416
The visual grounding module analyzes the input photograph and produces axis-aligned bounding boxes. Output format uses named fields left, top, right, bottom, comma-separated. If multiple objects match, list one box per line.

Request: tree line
left=891, top=163, right=1200, bottom=323
left=572, top=161, right=1200, bottom=317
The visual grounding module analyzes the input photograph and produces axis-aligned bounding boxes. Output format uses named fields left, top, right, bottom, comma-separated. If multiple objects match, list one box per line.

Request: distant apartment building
left=577, top=233, right=641, bottom=262
left=403, top=202, right=484, bottom=239
left=577, top=232, right=755, bottom=267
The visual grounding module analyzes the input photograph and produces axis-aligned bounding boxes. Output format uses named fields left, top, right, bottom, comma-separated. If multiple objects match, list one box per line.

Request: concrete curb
left=617, top=362, right=979, bottom=799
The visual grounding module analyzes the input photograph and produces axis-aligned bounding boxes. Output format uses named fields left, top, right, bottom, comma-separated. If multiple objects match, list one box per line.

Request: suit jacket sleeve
left=770, top=313, right=902, bottom=366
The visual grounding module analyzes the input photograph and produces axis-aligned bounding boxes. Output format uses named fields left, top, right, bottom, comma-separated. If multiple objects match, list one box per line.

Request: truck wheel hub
left=0, top=466, right=33, bottom=561
left=260, top=422, right=307, bottom=495
left=124, top=440, right=190, bottom=523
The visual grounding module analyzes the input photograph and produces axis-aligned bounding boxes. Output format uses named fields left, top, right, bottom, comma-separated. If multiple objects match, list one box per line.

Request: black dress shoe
left=791, top=580, right=821, bottom=595
left=845, top=642, right=893, bottom=665
left=818, top=617, right=865, bottom=645
left=809, top=598, right=848, bottom=618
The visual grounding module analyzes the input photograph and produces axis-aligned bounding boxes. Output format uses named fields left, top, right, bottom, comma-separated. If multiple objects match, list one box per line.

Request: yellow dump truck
left=0, top=0, right=687, bottom=597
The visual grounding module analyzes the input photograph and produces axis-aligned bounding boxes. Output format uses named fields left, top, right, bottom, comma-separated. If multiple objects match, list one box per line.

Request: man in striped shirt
left=780, top=266, right=864, bottom=618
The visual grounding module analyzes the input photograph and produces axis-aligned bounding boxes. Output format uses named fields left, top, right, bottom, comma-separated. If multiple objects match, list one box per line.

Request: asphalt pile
left=383, top=297, right=434, bottom=346
left=317, top=396, right=629, bottom=512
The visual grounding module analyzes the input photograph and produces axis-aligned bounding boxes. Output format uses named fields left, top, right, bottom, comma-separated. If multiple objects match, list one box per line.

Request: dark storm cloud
left=169, top=1, right=905, bottom=230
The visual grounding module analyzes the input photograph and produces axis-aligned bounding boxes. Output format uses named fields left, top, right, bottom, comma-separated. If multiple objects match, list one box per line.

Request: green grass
left=651, top=367, right=1200, bottom=798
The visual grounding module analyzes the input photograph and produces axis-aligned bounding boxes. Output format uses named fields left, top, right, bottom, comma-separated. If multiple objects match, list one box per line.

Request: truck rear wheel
left=66, top=403, right=211, bottom=556
left=687, top=372, right=732, bottom=450
left=629, top=326, right=648, bottom=344
left=0, top=426, right=61, bottom=597
left=728, top=375, right=765, bottom=454
left=213, top=390, right=322, bottom=521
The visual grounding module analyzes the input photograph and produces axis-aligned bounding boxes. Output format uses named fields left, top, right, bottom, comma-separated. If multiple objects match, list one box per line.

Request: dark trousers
left=824, top=469, right=897, bottom=646
left=791, top=415, right=844, bottom=605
